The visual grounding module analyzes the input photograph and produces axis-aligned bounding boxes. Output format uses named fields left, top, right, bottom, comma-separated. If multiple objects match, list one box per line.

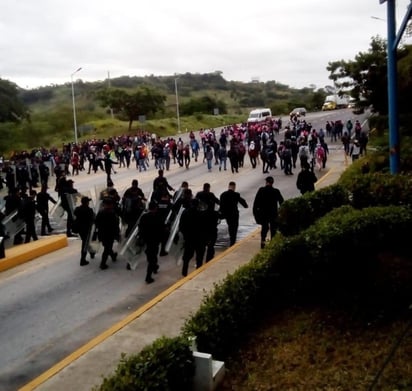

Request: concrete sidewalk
left=18, top=146, right=349, bottom=391
left=20, top=230, right=262, bottom=391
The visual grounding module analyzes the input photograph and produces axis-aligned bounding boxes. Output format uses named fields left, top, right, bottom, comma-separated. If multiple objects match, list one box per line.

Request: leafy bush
left=278, top=184, right=350, bottom=236
left=183, top=256, right=275, bottom=360
left=95, top=336, right=195, bottom=391
left=279, top=171, right=412, bottom=237
left=341, top=173, right=412, bottom=208
left=182, top=205, right=412, bottom=360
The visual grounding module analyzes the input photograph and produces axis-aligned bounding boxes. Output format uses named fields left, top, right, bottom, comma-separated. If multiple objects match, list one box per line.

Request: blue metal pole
left=386, top=0, right=400, bottom=174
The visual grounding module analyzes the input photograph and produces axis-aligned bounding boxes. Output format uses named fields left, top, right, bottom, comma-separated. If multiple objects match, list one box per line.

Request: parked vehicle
left=247, top=108, right=272, bottom=124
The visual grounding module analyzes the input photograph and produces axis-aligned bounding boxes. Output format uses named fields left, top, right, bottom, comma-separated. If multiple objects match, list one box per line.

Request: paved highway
left=0, top=108, right=368, bottom=390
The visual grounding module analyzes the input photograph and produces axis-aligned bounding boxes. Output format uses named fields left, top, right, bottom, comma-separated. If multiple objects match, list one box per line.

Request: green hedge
left=341, top=173, right=412, bottom=209
left=95, top=336, right=195, bottom=391
left=183, top=205, right=412, bottom=360
left=278, top=184, right=350, bottom=236
left=278, top=172, right=412, bottom=237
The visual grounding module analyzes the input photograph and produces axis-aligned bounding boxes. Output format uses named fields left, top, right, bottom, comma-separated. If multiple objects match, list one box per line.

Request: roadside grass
left=218, top=253, right=412, bottom=391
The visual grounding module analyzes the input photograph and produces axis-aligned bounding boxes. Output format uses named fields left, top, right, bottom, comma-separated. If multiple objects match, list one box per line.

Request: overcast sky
left=1, top=0, right=411, bottom=90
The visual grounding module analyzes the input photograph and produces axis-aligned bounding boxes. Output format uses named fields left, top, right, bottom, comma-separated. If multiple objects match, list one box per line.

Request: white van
left=247, top=108, right=272, bottom=124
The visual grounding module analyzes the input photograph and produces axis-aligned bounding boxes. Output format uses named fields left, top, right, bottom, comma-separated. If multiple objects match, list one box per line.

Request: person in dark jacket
left=121, top=179, right=146, bottom=237
left=74, top=196, right=95, bottom=266
left=179, top=198, right=208, bottom=277
left=195, top=183, right=220, bottom=261
left=296, top=162, right=318, bottom=195
left=4, top=188, right=24, bottom=245
left=152, top=169, right=175, bottom=202
left=253, top=176, right=284, bottom=249
left=95, top=197, right=120, bottom=270
left=36, top=184, right=57, bottom=236
left=219, top=181, right=248, bottom=246
left=22, top=189, right=38, bottom=243
left=195, top=183, right=220, bottom=213
left=138, top=201, right=164, bottom=283
left=60, top=179, right=78, bottom=237
left=0, top=211, right=6, bottom=259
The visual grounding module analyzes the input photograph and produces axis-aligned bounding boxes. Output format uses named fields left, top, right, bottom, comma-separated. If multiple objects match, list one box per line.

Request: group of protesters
left=0, top=116, right=364, bottom=270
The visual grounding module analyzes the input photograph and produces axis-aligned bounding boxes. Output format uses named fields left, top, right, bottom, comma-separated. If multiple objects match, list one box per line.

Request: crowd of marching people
left=0, top=117, right=368, bottom=271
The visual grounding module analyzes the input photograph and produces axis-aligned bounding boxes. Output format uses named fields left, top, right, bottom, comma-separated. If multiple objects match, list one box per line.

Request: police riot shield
left=120, top=219, right=145, bottom=270
left=164, top=205, right=184, bottom=253
left=49, top=198, right=65, bottom=221
left=25, top=158, right=32, bottom=181
left=85, top=183, right=112, bottom=257
left=86, top=221, right=101, bottom=255
left=11, top=164, right=17, bottom=188
left=118, top=191, right=152, bottom=271
left=2, top=210, right=25, bottom=238
left=44, top=160, right=53, bottom=177
left=66, top=192, right=83, bottom=217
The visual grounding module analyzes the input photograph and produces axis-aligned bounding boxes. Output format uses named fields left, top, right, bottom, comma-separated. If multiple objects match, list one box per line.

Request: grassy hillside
left=0, top=72, right=325, bottom=157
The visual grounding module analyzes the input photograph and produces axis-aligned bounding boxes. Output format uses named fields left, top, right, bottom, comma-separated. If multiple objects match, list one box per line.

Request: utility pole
left=108, top=71, right=114, bottom=119
left=380, top=0, right=412, bottom=174
left=174, top=76, right=181, bottom=134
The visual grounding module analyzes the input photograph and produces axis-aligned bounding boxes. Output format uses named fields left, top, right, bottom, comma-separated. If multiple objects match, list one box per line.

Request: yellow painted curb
left=19, top=229, right=260, bottom=391
left=315, top=166, right=337, bottom=187
left=0, top=235, right=68, bottom=273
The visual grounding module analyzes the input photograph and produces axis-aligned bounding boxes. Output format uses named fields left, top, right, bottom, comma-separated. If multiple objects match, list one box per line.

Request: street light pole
left=174, top=76, right=181, bottom=134
left=71, top=67, right=82, bottom=144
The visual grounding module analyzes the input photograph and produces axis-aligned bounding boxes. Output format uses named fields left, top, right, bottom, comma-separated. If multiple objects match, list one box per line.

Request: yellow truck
left=322, top=95, right=349, bottom=111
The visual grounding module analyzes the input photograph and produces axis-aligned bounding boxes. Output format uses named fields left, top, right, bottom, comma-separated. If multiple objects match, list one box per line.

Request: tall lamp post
left=71, top=67, right=82, bottom=144
left=174, top=76, right=181, bottom=134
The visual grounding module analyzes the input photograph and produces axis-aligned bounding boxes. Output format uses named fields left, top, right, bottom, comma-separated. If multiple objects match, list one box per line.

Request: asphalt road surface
left=0, top=108, right=369, bottom=390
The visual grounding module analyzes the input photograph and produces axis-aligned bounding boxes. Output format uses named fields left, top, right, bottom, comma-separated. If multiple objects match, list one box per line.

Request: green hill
left=0, top=72, right=326, bottom=157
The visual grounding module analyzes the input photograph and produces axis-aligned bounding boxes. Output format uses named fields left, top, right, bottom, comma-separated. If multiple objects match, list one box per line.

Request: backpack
left=299, top=146, right=309, bottom=159
left=283, top=148, right=291, bottom=158
left=316, top=146, right=325, bottom=159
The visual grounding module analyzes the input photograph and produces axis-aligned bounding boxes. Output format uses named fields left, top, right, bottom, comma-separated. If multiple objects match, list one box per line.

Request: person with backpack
left=314, top=143, right=326, bottom=171
left=298, top=141, right=310, bottom=168
left=296, top=162, right=318, bottom=195
left=282, top=139, right=293, bottom=175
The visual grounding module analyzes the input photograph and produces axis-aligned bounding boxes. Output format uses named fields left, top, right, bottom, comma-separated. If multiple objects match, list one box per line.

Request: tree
left=326, top=36, right=411, bottom=115
left=96, top=86, right=166, bottom=130
left=180, top=95, right=227, bottom=115
left=0, top=78, right=27, bottom=122
left=397, top=44, right=412, bottom=114
left=326, top=35, right=387, bottom=113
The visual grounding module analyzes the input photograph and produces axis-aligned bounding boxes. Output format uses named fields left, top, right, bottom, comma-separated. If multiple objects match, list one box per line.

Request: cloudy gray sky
left=1, top=0, right=411, bottom=90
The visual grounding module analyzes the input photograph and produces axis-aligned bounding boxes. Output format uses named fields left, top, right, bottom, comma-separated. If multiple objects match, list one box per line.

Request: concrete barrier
left=0, top=234, right=68, bottom=272
left=193, top=351, right=225, bottom=391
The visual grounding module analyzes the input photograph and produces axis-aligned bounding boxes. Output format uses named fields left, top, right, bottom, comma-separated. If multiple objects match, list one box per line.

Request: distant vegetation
left=0, top=72, right=326, bottom=157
